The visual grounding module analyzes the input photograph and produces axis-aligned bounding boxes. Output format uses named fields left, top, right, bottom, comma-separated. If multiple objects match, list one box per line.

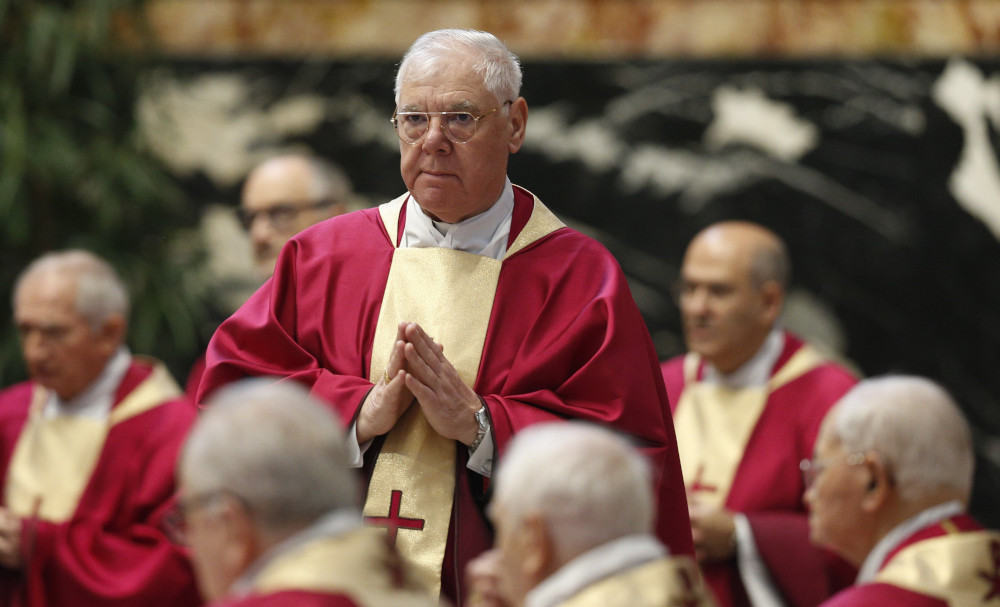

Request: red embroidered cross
left=364, top=490, right=425, bottom=546
left=688, top=464, right=718, bottom=495
left=978, top=540, right=1000, bottom=601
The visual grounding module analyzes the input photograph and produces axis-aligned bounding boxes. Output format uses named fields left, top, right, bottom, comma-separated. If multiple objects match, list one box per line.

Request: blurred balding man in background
left=186, top=153, right=355, bottom=398
left=661, top=221, right=858, bottom=607
left=177, top=379, right=436, bottom=606
left=240, top=153, right=353, bottom=279
left=805, top=376, right=1000, bottom=606
left=0, top=250, right=200, bottom=607
left=466, top=422, right=715, bottom=607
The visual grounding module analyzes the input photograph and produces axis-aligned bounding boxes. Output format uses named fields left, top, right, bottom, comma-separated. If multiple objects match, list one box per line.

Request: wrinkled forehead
left=397, top=56, right=494, bottom=108
left=815, top=411, right=844, bottom=456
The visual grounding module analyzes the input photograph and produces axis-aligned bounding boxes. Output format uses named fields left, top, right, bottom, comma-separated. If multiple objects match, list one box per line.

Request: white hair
left=394, top=29, right=522, bottom=108
left=13, top=250, right=129, bottom=331
left=180, top=379, right=360, bottom=530
left=832, top=375, right=973, bottom=502
left=306, top=155, right=353, bottom=204
left=492, top=422, right=654, bottom=562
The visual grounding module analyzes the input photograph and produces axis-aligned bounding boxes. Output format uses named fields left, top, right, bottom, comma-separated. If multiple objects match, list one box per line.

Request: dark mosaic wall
left=159, top=57, right=1000, bottom=526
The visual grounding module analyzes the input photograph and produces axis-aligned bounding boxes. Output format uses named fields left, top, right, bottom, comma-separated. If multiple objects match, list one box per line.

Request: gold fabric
left=557, top=555, right=717, bottom=607
left=5, top=359, right=182, bottom=522
left=875, top=528, right=1000, bottom=606
left=673, top=345, right=825, bottom=507
left=364, top=189, right=563, bottom=598
left=253, top=527, right=436, bottom=607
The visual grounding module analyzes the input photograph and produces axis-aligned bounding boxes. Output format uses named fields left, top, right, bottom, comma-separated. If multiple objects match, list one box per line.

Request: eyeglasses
left=799, top=452, right=868, bottom=488
left=163, top=490, right=247, bottom=545
left=391, top=100, right=513, bottom=145
left=239, top=199, right=336, bottom=231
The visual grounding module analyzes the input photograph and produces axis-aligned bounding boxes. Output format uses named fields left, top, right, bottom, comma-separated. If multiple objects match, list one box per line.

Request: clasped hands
left=689, top=499, right=737, bottom=563
left=356, top=322, right=481, bottom=446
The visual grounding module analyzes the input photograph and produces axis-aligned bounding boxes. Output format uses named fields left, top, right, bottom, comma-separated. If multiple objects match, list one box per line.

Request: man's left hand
left=689, top=502, right=736, bottom=563
left=400, top=322, right=481, bottom=445
left=0, top=508, right=23, bottom=569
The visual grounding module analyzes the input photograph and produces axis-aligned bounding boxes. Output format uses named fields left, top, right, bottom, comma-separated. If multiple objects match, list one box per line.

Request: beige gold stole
left=362, top=191, right=564, bottom=598
left=4, top=359, right=182, bottom=522
left=253, top=527, right=433, bottom=607
left=876, top=528, right=1000, bottom=606
left=673, top=345, right=825, bottom=507
left=558, top=556, right=717, bottom=607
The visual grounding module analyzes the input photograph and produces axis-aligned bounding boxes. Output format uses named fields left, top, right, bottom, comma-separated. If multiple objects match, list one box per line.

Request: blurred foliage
left=0, top=0, right=210, bottom=387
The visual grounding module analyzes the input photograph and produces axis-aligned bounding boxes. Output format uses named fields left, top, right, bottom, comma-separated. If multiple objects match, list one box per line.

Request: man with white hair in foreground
left=805, top=375, right=1000, bottom=606
left=177, top=379, right=436, bottom=606
left=466, top=422, right=715, bottom=607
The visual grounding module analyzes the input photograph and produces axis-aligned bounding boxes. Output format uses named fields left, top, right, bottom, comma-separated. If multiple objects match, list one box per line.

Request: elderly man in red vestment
left=806, top=376, right=1000, bottom=606
left=198, top=28, right=693, bottom=605
left=661, top=221, right=858, bottom=607
left=0, top=250, right=201, bottom=607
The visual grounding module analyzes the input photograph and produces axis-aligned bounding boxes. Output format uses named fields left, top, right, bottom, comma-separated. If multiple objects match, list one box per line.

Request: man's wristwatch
left=469, top=405, right=490, bottom=452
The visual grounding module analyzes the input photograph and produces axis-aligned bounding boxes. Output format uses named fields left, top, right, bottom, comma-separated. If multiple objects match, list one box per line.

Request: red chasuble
left=821, top=514, right=1000, bottom=607
left=199, top=186, right=694, bottom=604
left=0, top=359, right=201, bottom=607
left=661, top=332, right=857, bottom=607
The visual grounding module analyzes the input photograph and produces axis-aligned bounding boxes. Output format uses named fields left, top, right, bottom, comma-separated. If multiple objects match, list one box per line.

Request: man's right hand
left=356, top=323, right=415, bottom=444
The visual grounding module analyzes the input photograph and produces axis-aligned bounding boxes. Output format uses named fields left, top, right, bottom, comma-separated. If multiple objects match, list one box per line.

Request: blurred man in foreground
left=466, top=422, right=715, bottom=607
left=806, top=375, right=1000, bottom=606
left=0, top=250, right=200, bottom=606
left=661, top=221, right=857, bottom=606
left=178, top=379, right=435, bottom=606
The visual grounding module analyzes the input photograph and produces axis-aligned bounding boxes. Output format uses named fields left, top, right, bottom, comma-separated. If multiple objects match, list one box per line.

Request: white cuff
left=733, top=513, right=786, bottom=607
left=346, top=419, right=373, bottom=469
left=466, top=428, right=494, bottom=477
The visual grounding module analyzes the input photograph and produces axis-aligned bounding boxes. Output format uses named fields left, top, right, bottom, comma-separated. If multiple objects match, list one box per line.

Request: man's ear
left=759, top=281, right=784, bottom=326
left=521, top=513, right=553, bottom=583
left=97, top=314, right=126, bottom=352
left=508, top=97, right=529, bottom=154
left=218, top=499, right=260, bottom=574
left=860, top=456, right=893, bottom=512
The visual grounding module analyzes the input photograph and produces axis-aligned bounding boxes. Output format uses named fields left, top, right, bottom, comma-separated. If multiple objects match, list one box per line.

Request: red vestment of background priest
left=662, top=331, right=857, bottom=607
left=821, top=513, right=1000, bottom=606
left=0, top=360, right=201, bottom=607
left=199, top=187, right=694, bottom=603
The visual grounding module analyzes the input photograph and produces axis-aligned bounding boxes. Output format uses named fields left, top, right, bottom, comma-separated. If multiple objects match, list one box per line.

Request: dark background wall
left=150, top=56, right=1000, bottom=526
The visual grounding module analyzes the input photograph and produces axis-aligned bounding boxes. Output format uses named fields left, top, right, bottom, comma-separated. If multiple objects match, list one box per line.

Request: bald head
left=241, top=154, right=352, bottom=277
left=688, top=221, right=790, bottom=290
left=677, top=221, right=788, bottom=373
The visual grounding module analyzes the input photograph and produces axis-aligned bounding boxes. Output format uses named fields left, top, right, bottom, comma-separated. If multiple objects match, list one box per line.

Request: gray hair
left=12, top=250, right=130, bottom=331
left=180, top=379, right=360, bottom=531
left=831, top=375, right=974, bottom=502
left=303, top=155, right=353, bottom=204
left=395, top=29, right=522, bottom=108
left=749, top=233, right=790, bottom=290
left=491, top=422, right=654, bottom=562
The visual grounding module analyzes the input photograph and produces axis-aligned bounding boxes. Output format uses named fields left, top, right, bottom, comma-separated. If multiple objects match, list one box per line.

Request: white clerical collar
left=703, top=328, right=784, bottom=388
left=229, top=508, right=363, bottom=598
left=856, top=500, right=965, bottom=584
left=43, top=346, right=131, bottom=420
left=525, top=534, right=667, bottom=607
left=402, top=178, right=514, bottom=260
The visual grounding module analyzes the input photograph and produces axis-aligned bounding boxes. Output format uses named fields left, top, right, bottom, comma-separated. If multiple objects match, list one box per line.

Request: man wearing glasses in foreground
left=805, top=376, right=1000, bottom=606
left=199, top=28, right=692, bottom=605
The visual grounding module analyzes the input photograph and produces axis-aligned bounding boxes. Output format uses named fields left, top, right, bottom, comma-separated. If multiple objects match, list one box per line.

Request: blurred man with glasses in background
left=199, top=28, right=693, bottom=605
